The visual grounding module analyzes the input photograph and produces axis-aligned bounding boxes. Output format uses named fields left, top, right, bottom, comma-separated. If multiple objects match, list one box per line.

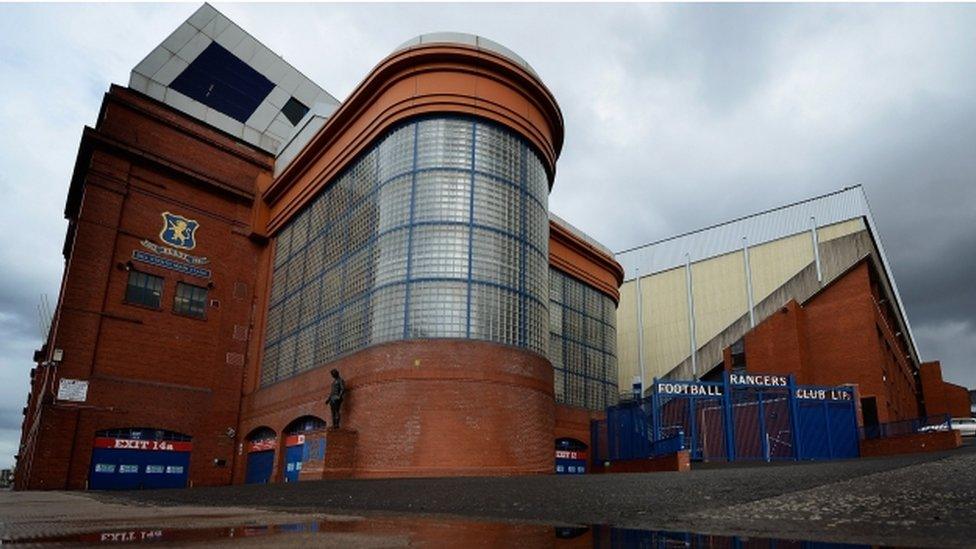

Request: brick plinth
left=298, top=429, right=358, bottom=480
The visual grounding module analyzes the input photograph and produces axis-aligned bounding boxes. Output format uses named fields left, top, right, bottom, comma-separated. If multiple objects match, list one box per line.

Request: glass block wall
left=549, top=268, right=619, bottom=410
left=261, top=117, right=550, bottom=386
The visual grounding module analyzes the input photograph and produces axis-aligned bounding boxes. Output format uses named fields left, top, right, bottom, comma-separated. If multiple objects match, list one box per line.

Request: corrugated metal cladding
left=616, top=184, right=920, bottom=364
left=616, top=186, right=870, bottom=280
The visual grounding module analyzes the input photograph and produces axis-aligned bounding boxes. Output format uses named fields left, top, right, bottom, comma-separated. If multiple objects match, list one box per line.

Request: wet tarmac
left=5, top=446, right=973, bottom=547
left=6, top=516, right=878, bottom=548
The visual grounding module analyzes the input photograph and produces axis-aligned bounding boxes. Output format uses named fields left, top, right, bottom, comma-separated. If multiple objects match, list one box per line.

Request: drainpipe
left=810, top=216, right=823, bottom=283
left=685, top=253, right=698, bottom=379
left=635, top=267, right=646, bottom=398
left=743, top=237, right=755, bottom=328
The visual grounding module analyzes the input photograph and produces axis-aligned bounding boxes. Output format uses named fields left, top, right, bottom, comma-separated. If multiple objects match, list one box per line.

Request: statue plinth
left=298, top=428, right=358, bottom=480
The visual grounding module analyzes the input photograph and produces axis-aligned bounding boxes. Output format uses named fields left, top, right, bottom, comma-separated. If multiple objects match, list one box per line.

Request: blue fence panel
left=827, top=401, right=859, bottom=458
left=605, top=402, right=653, bottom=460
left=730, top=390, right=763, bottom=460
left=765, top=395, right=795, bottom=460
left=797, top=400, right=832, bottom=460
left=596, top=373, right=861, bottom=466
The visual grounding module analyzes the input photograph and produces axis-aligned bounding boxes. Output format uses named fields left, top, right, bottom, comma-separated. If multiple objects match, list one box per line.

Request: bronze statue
left=328, top=369, right=345, bottom=429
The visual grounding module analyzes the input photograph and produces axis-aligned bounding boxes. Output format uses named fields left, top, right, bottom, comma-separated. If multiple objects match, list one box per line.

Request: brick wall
left=237, top=339, right=556, bottom=481
left=16, top=86, right=272, bottom=490
left=944, top=383, right=972, bottom=418
left=920, top=362, right=973, bottom=418
left=860, top=429, right=962, bottom=457
left=734, top=260, right=923, bottom=425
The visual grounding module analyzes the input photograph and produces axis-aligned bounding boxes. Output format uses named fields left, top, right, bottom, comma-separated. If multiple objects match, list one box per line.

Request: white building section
left=127, top=3, right=339, bottom=154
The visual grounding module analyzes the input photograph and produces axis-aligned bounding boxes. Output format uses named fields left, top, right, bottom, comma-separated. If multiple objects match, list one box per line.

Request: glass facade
left=261, top=116, right=550, bottom=386
left=549, top=269, right=619, bottom=410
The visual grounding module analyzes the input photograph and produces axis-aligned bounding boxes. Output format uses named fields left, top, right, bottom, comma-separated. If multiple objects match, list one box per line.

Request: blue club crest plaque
left=159, top=212, right=199, bottom=250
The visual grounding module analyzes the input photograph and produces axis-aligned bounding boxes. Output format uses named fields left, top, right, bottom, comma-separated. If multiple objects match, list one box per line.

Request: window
left=261, top=117, right=551, bottom=387
left=281, top=97, right=309, bottom=125
left=125, top=270, right=163, bottom=308
left=174, top=282, right=208, bottom=318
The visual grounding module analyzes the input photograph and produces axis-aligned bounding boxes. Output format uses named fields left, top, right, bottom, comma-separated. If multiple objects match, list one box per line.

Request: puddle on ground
left=5, top=518, right=874, bottom=547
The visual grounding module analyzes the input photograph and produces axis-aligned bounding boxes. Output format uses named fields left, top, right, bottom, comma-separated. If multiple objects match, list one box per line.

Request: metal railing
left=591, top=419, right=684, bottom=462
left=649, top=432, right=685, bottom=457
left=860, top=414, right=951, bottom=440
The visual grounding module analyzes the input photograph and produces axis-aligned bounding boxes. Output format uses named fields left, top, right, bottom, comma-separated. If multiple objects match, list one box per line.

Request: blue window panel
left=169, top=41, right=275, bottom=124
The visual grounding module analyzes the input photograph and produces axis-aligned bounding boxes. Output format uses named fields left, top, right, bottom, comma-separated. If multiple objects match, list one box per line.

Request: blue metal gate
left=652, top=379, right=727, bottom=461
left=245, top=450, right=275, bottom=484
left=245, top=427, right=277, bottom=484
left=796, top=386, right=859, bottom=460
left=595, top=372, right=860, bottom=464
left=729, top=378, right=797, bottom=461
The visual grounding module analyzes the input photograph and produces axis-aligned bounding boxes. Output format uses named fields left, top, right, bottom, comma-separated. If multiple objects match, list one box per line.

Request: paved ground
left=4, top=445, right=974, bottom=546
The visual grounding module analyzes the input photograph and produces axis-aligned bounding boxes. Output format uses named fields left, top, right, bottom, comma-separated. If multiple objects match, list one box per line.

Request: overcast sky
left=1, top=3, right=974, bottom=469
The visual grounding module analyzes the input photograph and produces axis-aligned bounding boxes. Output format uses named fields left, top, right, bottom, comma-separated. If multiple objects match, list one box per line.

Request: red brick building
left=919, top=361, right=972, bottom=419
left=17, top=84, right=270, bottom=489
left=16, top=6, right=619, bottom=490
left=723, top=259, right=944, bottom=425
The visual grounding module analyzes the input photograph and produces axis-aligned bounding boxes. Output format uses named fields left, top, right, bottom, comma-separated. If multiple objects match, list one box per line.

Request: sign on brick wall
left=57, top=378, right=88, bottom=402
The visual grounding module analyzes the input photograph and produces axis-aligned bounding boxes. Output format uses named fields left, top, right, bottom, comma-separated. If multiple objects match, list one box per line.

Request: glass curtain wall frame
left=261, top=116, right=550, bottom=386
left=549, top=269, right=619, bottom=410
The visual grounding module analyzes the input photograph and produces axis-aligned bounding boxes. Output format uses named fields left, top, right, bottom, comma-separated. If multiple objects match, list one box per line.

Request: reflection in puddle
left=8, top=519, right=872, bottom=547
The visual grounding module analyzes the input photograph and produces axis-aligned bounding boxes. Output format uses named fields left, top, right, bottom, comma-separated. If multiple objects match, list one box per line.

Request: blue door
left=246, top=450, right=275, bottom=484
left=89, top=447, right=190, bottom=490
left=284, top=444, right=303, bottom=482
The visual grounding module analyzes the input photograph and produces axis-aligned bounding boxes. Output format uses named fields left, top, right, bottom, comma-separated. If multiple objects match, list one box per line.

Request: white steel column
left=635, top=267, right=646, bottom=397
left=685, top=253, right=698, bottom=379
left=742, top=236, right=755, bottom=328
left=810, top=216, right=823, bottom=282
